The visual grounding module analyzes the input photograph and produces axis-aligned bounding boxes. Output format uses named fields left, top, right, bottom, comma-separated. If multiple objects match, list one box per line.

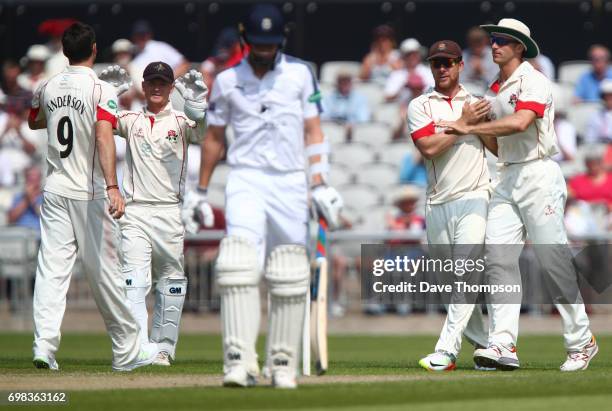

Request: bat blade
left=314, top=257, right=328, bottom=375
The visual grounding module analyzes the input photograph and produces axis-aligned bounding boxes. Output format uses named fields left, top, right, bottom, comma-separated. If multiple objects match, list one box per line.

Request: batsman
left=182, top=4, right=343, bottom=388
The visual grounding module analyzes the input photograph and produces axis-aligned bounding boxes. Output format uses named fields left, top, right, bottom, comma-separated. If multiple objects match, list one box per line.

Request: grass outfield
left=1, top=333, right=611, bottom=410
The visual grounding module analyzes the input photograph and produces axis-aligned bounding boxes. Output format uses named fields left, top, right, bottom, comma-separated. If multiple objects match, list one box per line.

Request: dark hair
left=62, top=22, right=95, bottom=62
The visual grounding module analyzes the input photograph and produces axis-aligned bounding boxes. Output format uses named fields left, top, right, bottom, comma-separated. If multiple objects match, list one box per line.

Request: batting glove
left=174, top=70, right=208, bottom=121
left=99, top=65, right=132, bottom=96
left=311, top=185, right=343, bottom=230
left=181, top=188, right=214, bottom=234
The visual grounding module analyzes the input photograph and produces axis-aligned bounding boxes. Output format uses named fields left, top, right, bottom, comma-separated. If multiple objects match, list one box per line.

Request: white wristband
left=305, top=141, right=330, bottom=157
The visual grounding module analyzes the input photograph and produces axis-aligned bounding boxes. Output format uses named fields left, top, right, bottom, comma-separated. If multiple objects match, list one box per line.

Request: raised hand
left=99, top=65, right=132, bottom=96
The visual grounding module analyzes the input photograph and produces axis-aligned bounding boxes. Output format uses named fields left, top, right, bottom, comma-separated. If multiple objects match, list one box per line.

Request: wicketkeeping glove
left=181, top=188, right=215, bottom=234
left=311, top=185, right=344, bottom=230
left=174, top=69, right=208, bottom=121
left=99, top=65, right=132, bottom=96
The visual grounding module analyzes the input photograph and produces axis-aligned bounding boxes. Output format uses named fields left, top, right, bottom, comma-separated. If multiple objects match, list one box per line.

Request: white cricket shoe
left=474, top=343, right=519, bottom=371
left=418, top=351, right=456, bottom=371
left=272, top=369, right=297, bottom=389
left=153, top=351, right=171, bottom=367
left=223, top=365, right=257, bottom=388
left=113, top=342, right=159, bottom=371
left=560, top=336, right=599, bottom=372
left=33, top=354, right=59, bottom=371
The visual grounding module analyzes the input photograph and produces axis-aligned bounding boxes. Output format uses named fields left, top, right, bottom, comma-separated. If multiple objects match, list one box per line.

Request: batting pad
left=123, top=265, right=151, bottom=346
left=150, top=276, right=187, bottom=359
left=216, top=236, right=261, bottom=375
left=265, top=244, right=310, bottom=376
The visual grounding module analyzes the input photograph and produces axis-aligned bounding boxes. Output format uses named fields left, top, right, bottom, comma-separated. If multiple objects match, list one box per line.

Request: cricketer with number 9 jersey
left=30, top=65, right=119, bottom=200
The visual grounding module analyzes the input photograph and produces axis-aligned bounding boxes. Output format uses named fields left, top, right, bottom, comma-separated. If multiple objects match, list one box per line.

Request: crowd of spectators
left=0, top=19, right=610, bottom=316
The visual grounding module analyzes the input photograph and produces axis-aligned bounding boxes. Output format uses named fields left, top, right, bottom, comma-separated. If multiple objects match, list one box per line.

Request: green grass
left=1, top=333, right=611, bottom=410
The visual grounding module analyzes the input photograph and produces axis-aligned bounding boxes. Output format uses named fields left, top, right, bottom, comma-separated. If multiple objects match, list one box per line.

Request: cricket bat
left=310, top=217, right=329, bottom=375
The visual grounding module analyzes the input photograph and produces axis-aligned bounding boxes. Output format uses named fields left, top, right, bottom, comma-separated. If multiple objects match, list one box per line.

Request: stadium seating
left=567, top=102, right=602, bottom=138
left=338, top=183, right=381, bottom=210
left=375, top=143, right=415, bottom=167
left=322, top=122, right=347, bottom=145
left=353, top=82, right=385, bottom=108
left=552, top=82, right=574, bottom=114
left=319, top=61, right=361, bottom=85
left=374, top=103, right=401, bottom=126
left=351, top=123, right=392, bottom=147
left=355, top=162, right=399, bottom=188
left=558, top=60, right=591, bottom=85
left=359, top=205, right=394, bottom=231
left=329, top=164, right=354, bottom=187
left=330, top=142, right=376, bottom=169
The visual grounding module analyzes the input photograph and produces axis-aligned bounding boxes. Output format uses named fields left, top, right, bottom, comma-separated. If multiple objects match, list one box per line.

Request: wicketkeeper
left=100, top=61, right=207, bottom=366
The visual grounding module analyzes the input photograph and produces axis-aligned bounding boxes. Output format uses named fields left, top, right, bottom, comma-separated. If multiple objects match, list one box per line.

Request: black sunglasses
left=490, top=35, right=518, bottom=47
left=429, top=59, right=460, bottom=69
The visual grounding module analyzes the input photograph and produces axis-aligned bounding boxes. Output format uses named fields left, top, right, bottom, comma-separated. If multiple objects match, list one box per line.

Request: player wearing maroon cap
left=408, top=40, right=495, bottom=372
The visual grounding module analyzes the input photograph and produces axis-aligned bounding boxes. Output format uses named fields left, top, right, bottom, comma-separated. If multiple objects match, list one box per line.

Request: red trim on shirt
left=96, top=106, right=117, bottom=128
left=149, top=116, right=155, bottom=128
left=411, top=121, right=436, bottom=141
left=489, top=80, right=501, bottom=95
left=28, top=108, right=40, bottom=122
left=515, top=100, right=545, bottom=118
left=443, top=97, right=453, bottom=109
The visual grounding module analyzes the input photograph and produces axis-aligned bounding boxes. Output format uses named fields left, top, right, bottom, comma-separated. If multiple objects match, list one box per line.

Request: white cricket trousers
left=485, top=158, right=592, bottom=351
left=32, top=192, right=141, bottom=368
left=225, top=167, right=309, bottom=265
left=119, top=203, right=184, bottom=281
left=426, top=190, right=490, bottom=356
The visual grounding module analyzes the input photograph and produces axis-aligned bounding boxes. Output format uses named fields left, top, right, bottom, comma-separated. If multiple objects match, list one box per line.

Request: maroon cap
left=427, top=40, right=462, bottom=60
left=143, top=61, right=174, bottom=83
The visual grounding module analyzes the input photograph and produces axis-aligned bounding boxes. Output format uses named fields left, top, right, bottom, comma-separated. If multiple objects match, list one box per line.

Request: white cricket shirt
left=485, top=61, right=559, bottom=164
left=408, top=85, right=490, bottom=204
left=30, top=65, right=119, bottom=200
left=116, top=102, right=204, bottom=204
left=207, top=53, right=322, bottom=172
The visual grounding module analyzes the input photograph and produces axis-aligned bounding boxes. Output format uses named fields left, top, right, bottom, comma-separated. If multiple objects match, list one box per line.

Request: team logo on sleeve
left=108, top=100, right=117, bottom=109
left=508, top=93, right=518, bottom=108
left=166, top=129, right=178, bottom=143
left=308, top=91, right=322, bottom=103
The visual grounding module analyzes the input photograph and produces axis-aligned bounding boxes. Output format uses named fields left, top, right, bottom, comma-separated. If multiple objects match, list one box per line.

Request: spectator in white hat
left=384, top=38, right=434, bottom=140
left=584, top=79, right=612, bottom=144
left=384, top=38, right=434, bottom=102
left=17, top=45, right=50, bottom=92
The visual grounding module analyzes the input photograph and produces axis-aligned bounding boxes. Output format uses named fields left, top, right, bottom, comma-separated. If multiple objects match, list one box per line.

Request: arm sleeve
left=407, top=99, right=435, bottom=141
left=515, top=74, right=549, bottom=118
left=114, top=112, right=130, bottom=138
left=301, top=65, right=323, bottom=119
left=28, top=82, right=47, bottom=123
left=207, top=79, right=230, bottom=127
left=96, top=82, right=119, bottom=128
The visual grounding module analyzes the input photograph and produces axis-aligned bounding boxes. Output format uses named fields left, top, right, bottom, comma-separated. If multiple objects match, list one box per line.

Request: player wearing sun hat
left=439, top=18, right=597, bottom=372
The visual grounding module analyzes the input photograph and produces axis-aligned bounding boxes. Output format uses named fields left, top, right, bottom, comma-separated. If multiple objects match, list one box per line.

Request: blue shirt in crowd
left=9, top=193, right=42, bottom=231
left=574, top=68, right=612, bottom=102
left=321, top=91, right=370, bottom=124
